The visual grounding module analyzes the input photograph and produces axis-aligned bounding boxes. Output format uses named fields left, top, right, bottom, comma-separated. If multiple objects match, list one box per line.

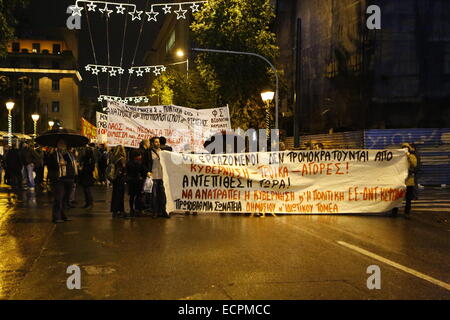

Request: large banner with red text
left=161, top=150, right=409, bottom=214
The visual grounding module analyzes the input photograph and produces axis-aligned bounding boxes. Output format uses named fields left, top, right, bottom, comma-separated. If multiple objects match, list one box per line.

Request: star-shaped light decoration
left=144, top=98, right=149, bottom=103
left=118, top=68, right=125, bottom=75
left=102, top=66, right=108, bottom=72
left=128, top=68, right=134, bottom=74
left=146, top=8, right=160, bottom=22
left=174, top=4, right=187, bottom=19
left=162, top=4, right=172, bottom=14
left=87, top=2, right=97, bottom=12
left=85, top=65, right=92, bottom=71
left=109, top=69, right=117, bottom=77
left=136, top=70, right=144, bottom=77
left=190, top=3, right=200, bottom=13
left=92, top=67, right=100, bottom=75
left=129, top=10, right=143, bottom=21
left=160, top=66, right=167, bottom=72
left=99, top=5, right=113, bottom=17
left=98, top=96, right=104, bottom=102
left=145, top=67, right=151, bottom=73
left=71, top=4, right=84, bottom=16
left=116, top=4, right=126, bottom=14
left=153, top=68, right=161, bottom=76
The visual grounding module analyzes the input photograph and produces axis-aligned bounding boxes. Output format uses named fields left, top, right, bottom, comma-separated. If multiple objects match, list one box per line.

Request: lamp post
left=261, top=91, right=275, bottom=143
left=48, top=120, right=54, bottom=130
left=192, top=48, right=280, bottom=129
left=31, top=113, right=40, bottom=137
left=173, top=49, right=189, bottom=79
left=6, top=100, right=14, bottom=146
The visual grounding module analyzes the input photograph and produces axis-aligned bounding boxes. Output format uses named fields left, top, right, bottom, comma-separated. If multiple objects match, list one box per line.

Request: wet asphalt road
left=0, top=186, right=449, bottom=300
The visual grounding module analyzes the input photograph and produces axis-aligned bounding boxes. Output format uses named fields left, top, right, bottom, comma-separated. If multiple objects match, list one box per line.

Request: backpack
left=106, top=162, right=117, bottom=182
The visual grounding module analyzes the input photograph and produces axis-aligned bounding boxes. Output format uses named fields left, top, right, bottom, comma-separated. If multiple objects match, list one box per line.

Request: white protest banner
left=160, top=149, right=409, bottom=214
left=107, top=101, right=231, bottom=151
left=96, top=112, right=108, bottom=143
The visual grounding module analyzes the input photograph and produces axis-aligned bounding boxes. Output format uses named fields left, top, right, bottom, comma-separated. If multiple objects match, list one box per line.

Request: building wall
left=0, top=31, right=80, bottom=132
left=39, top=77, right=79, bottom=130
left=276, top=0, right=450, bottom=136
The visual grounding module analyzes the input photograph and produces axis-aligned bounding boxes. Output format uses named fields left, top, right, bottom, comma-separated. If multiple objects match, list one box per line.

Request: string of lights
left=70, top=1, right=207, bottom=21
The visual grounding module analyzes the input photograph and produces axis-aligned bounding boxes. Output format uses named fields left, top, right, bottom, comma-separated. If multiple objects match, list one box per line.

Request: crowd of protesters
left=0, top=137, right=171, bottom=223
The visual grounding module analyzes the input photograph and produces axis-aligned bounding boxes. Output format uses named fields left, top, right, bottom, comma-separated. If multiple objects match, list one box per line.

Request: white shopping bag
left=143, top=176, right=153, bottom=193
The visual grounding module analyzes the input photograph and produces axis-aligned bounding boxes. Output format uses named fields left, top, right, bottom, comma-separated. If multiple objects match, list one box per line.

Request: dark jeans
left=82, top=185, right=93, bottom=206
left=7, top=170, right=22, bottom=190
left=152, top=179, right=167, bottom=215
left=111, top=177, right=125, bottom=213
left=98, top=163, right=107, bottom=182
left=405, top=186, right=416, bottom=214
left=35, top=166, right=44, bottom=185
left=52, top=179, right=74, bottom=221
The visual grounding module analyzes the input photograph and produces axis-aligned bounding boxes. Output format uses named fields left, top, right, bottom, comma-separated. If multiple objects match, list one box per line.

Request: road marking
left=337, top=241, right=450, bottom=291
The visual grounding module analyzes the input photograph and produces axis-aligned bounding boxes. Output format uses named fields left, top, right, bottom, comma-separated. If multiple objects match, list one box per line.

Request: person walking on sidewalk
left=109, top=145, right=127, bottom=218
left=47, top=139, right=78, bottom=223
left=78, top=146, right=96, bottom=209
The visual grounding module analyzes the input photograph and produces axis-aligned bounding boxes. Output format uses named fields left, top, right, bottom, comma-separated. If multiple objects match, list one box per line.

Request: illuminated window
left=166, top=30, right=176, bottom=53
left=52, top=101, right=60, bottom=113
left=53, top=44, right=61, bottom=54
left=52, top=79, right=60, bottom=91
left=32, top=43, right=40, bottom=53
left=12, top=42, right=20, bottom=52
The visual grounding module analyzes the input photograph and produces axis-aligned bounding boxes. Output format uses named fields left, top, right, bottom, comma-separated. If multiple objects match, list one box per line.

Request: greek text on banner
left=160, top=150, right=409, bottom=214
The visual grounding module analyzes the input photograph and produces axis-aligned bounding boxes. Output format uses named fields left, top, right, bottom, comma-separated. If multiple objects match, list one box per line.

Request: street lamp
left=5, top=100, right=14, bottom=146
left=48, top=120, right=55, bottom=130
left=31, top=113, right=40, bottom=137
left=261, top=90, right=275, bottom=139
left=173, top=49, right=189, bottom=79
left=192, top=48, right=280, bottom=129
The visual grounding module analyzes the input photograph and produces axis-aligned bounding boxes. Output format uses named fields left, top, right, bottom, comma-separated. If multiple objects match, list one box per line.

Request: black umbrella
left=35, top=128, right=89, bottom=148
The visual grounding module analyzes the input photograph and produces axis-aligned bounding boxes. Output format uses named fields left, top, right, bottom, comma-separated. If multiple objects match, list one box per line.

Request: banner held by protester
left=96, top=112, right=108, bottom=144
left=161, top=149, right=409, bottom=214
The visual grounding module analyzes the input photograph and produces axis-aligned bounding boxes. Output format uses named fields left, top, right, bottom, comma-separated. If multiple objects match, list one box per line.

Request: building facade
left=0, top=28, right=81, bottom=134
left=274, top=0, right=450, bottom=141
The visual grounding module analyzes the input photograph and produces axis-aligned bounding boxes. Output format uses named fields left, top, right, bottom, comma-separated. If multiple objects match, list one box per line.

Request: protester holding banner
left=160, top=136, right=173, bottom=152
left=149, top=137, right=169, bottom=218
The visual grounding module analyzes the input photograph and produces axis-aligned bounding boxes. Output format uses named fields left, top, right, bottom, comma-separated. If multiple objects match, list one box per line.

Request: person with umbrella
left=36, top=128, right=88, bottom=223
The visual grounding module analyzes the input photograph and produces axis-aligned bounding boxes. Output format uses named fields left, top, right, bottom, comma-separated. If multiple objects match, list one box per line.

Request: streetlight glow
left=5, top=100, right=14, bottom=146
left=48, top=120, right=55, bottom=129
left=261, top=91, right=275, bottom=103
left=31, top=114, right=40, bottom=122
left=6, top=101, right=15, bottom=111
left=176, top=49, right=185, bottom=58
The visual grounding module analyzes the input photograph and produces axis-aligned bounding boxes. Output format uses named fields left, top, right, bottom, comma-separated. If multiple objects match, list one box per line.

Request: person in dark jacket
left=33, top=146, right=45, bottom=188
left=78, top=147, right=96, bottom=209
left=97, top=144, right=108, bottom=185
left=110, top=145, right=127, bottom=218
left=126, top=150, right=147, bottom=217
left=4, top=144, right=22, bottom=191
left=19, top=142, right=34, bottom=190
left=47, top=138, right=78, bottom=223
left=159, top=136, right=173, bottom=151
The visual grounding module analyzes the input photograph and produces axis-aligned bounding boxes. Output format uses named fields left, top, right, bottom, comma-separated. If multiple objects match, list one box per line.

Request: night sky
left=17, top=0, right=169, bottom=100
